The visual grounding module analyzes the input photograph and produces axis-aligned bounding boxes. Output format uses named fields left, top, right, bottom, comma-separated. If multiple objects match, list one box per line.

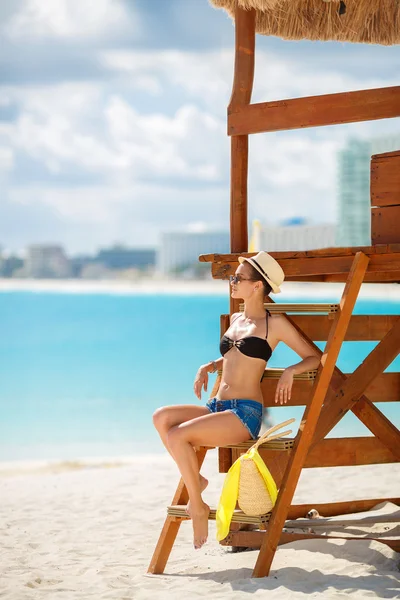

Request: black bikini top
left=220, top=311, right=272, bottom=363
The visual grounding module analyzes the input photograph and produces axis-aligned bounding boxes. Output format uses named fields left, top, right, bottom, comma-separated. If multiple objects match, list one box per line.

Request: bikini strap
left=230, top=312, right=241, bottom=324
left=265, top=310, right=269, bottom=339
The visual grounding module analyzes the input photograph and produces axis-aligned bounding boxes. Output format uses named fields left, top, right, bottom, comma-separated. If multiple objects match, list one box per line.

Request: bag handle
left=249, top=418, right=296, bottom=452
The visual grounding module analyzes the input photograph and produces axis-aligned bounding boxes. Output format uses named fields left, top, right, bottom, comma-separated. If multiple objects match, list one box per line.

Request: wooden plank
left=256, top=436, right=397, bottom=471
left=228, top=86, right=400, bottom=136
left=199, top=245, right=400, bottom=263
left=284, top=512, right=400, bottom=528
left=371, top=151, right=400, bottom=207
left=205, top=246, right=399, bottom=262
left=372, top=206, right=400, bottom=245
left=304, top=436, right=398, bottom=467
left=210, top=252, right=400, bottom=280
left=313, top=318, right=400, bottom=445
left=147, top=447, right=208, bottom=574
left=351, top=397, right=400, bottom=461
left=261, top=372, right=398, bottom=407
left=220, top=314, right=399, bottom=342
left=322, top=272, right=400, bottom=283
left=221, top=530, right=400, bottom=552
left=287, top=498, right=400, bottom=520
left=229, top=314, right=399, bottom=342
left=359, top=372, right=400, bottom=403
left=288, top=315, right=400, bottom=342
left=252, top=252, right=370, bottom=578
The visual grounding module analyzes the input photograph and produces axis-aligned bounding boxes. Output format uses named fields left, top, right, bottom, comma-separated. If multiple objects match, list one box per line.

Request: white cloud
left=1, top=83, right=226, bottom=182
left=0, top=147, right=14, bottom=171
left=102, top=48, right=400, bottom=109
left=5, top=0, right=136, bottom=40
left=1, top=44, right=399, bottom=253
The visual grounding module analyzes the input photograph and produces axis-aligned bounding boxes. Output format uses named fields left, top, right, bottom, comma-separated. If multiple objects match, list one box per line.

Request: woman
left=153, top=251, right=320, bottom=550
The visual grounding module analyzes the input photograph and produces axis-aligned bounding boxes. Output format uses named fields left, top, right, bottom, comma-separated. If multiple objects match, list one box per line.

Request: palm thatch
left=210, top=0, right=400, bottom=45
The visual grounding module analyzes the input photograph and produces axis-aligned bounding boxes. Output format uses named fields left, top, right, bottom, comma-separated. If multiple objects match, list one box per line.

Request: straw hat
left=238, top=251, right=285, bottom=294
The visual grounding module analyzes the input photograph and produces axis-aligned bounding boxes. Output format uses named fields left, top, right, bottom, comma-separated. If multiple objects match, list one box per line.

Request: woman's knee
left=152, top=406, right=169, bottom=431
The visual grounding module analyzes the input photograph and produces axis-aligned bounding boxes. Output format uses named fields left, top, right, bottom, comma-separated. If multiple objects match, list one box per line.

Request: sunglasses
left=229, top=275, right=257, bottom=284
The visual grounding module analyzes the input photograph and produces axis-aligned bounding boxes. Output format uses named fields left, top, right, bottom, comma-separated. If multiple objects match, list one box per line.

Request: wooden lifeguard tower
left=149, top=0, right=400, bottom=578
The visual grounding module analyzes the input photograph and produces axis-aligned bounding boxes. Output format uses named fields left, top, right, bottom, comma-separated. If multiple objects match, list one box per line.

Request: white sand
left=0, top=277, right=399, bottom=299
left=0, top=453, right=399, bottom=599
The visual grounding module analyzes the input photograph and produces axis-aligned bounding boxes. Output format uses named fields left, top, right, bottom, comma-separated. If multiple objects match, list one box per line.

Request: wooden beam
left=304, top=436, right=398, bottom=467
left=312, top=318, right=400, bottom=446
left=228, top=86, right=400, bottom=135
left=351, top=397, right=400, bottom=460
left=210, top=252, right=400, bottom=280
left=288, top=315, right=399, bottom=342
left=372, top=206, right=400, bottom=245
left=228, top=5, right=255, bottom=312
left=221, top=531, right=400, bottom=553
left=217, top=313, right=233, bottom=472
left=200, top=245, right=400, bottom=263
left=228, top=4, right=255, bottom=111
left=256, top=436, right=398, bottom=472
left=287, top=497, right=400, bottom=520
left=371, top=150, right=400, bottom=208
left=260, top=372, right=398, bottom=407
left=230, top=135, right=249, bottom=255
left=252, top=252, right=369, bottom=578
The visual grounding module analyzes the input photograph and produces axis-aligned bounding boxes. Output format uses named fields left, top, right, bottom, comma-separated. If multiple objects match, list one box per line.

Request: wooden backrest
left=371, top=150, right=400, bottom=244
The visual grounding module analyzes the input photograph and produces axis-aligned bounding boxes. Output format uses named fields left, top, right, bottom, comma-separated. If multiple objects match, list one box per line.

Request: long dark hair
left=247, top=263, right=272, bottom=298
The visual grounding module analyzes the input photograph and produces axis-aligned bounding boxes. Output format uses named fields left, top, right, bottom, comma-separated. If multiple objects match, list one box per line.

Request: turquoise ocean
left=0, top=288, right=399, bottom=462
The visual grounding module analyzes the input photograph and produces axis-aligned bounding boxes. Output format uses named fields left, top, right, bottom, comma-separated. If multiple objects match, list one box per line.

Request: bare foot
left=191, top=501, right=210, bottom=550
left=186, top=475, right=208, bottom=516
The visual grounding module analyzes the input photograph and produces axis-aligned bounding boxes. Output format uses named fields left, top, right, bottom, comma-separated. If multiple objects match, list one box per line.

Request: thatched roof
left=210, top=0, right=400, bottom=45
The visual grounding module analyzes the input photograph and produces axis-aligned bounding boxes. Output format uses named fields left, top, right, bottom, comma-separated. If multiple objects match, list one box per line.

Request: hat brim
left=238, top=256, right=281, bottom=294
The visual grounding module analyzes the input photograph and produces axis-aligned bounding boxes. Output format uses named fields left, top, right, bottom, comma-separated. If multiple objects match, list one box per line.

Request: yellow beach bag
left=216, top=418, right=295, bottom=541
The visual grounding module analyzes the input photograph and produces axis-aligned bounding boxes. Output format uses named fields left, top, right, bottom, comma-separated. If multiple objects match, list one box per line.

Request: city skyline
left=1, top=0, right=399, bottom=254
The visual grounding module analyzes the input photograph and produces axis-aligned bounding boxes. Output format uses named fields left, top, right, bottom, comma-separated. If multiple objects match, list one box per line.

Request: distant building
left=95, top=245, right=156, bottom=270
left=336, top=134, right=400, bottom=247
left=158, top=226, right=230, bottom=275
left=25, top=245, right=71, bottom=278
left=255, top=219, right=336, bottom=252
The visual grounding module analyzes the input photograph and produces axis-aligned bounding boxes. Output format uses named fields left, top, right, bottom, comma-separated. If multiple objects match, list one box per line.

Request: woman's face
left=230, top=262, right=260, bottom=300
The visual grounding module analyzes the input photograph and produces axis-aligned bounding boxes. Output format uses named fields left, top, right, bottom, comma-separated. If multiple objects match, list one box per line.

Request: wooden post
left=252, top=251, right=370, bottom=578
left=228, top=3, right=255, bottom=314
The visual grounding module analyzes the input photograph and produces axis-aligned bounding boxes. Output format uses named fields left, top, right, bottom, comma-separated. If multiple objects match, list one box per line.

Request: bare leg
left=153, top=405, right=210, bottom=512
left=167, top=428, right=210, bottom=549
left=166, top=411, right=251, bottom=550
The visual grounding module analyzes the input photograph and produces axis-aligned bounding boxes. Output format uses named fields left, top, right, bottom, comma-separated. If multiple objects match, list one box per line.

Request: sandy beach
left=0, top=452, right=399, bottom=599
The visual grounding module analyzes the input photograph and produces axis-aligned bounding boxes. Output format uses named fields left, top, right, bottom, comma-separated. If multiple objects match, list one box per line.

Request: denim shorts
left=205, top=398, right=263, bottom=440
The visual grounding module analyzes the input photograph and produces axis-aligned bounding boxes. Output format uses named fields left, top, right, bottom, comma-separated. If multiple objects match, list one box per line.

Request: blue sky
left=0, top=0, right=399, bottom=255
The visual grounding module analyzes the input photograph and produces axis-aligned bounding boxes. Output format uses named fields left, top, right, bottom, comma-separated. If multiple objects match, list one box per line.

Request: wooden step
left=224, top=437, right=294, bottom=451
left=167, top=505, right=271, bottom=525
left=239, top=303, right=339, bottom=315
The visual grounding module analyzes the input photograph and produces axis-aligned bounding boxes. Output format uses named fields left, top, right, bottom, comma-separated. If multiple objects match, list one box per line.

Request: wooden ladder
left=148, top=251, right=396, bottom=576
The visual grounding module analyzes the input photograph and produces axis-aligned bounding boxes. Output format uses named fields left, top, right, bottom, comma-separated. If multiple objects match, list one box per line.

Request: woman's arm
left=273, top=315, right=321, bottom=405
left=194, top=358, right=223, bottom=400
left=193, top=312, right=239, bottom=399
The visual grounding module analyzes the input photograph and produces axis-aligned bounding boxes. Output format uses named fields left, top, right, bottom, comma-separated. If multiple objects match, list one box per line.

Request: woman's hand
left=194, top=365, right=209, bottom=400
left=275, top=367, right=294, bottom=405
